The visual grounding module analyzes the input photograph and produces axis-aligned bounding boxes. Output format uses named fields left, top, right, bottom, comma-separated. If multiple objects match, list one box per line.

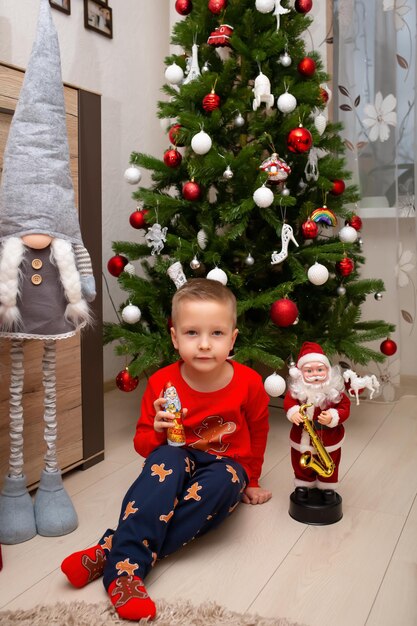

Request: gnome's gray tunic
left=0, top=245, right=77, bottom=340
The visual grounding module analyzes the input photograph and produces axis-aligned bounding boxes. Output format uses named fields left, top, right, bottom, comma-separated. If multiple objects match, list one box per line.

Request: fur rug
left=0, top=599, right=306, bottom=625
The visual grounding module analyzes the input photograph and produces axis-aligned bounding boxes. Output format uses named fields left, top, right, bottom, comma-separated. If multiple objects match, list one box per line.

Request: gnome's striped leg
left=9, top=338, right=25, bottom=477
left=0, top=339, right=37, bottom=544
left=34, top=339, right=78, bottom=536
left=42, top=339, right=59, bottom=472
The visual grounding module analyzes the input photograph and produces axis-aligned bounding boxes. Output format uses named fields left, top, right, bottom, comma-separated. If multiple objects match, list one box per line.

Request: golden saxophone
left=299, top=403, right=335, bottom=477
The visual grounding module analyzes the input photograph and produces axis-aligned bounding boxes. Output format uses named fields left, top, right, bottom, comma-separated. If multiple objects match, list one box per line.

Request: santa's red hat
left=289, top=342, right=330, bottom=378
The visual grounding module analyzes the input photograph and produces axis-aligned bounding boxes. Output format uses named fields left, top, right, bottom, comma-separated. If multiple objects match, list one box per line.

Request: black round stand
left=289, top=488, right=343, bottom=525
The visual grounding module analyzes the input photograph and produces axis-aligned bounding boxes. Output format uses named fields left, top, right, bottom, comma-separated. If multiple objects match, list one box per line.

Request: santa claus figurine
left=284, top=342, right=350, bottom=521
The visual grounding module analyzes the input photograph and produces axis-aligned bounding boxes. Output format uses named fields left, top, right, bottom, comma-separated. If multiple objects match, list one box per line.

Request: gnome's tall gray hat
left=0, top=0, right=83, bottom=244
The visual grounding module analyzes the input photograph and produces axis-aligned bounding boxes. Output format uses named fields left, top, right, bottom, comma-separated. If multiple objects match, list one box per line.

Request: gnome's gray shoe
left=0, top=474, right=37, bottom=544
left=34, top=470, right=78, bottom=536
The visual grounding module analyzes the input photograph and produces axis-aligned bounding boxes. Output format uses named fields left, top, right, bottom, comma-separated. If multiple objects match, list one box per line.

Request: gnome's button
left=31, top=274, right=43, bottom=285
left=32, top=258, right=43, bottom=270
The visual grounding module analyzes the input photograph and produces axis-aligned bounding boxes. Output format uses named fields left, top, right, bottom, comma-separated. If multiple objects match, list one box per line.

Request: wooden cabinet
left=0, top=62, right=104, bottom=489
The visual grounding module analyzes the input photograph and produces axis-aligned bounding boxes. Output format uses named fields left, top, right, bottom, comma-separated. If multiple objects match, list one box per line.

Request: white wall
left=0, top=0, right=170, bottom=382
left=0, top=1, right=328, bottom=384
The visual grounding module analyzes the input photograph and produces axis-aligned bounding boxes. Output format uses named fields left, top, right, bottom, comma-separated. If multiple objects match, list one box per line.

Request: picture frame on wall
left=49, top=0, right=71, bottom=15
left=84, top=0, right=113, bottom=39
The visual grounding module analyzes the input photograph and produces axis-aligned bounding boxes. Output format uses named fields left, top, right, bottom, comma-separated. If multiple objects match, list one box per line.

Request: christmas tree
left=104, top=0, right=395, bottom=390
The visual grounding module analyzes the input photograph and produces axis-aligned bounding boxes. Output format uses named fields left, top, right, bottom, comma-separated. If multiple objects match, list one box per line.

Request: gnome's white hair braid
left=51, top=239, right=92, bottom=328
left=0, top=237, right=25, bottom=330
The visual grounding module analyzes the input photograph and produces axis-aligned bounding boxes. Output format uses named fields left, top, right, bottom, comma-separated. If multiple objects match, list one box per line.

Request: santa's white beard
left=288, top=366, right=345, bottom=409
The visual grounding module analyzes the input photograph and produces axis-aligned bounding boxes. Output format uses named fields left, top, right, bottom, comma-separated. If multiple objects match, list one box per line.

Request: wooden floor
left=1, top=385, right=417, bottom=626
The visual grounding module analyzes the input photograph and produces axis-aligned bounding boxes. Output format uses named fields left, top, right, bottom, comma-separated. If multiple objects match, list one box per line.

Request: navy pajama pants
left=100, top=445, right=248, bottom=590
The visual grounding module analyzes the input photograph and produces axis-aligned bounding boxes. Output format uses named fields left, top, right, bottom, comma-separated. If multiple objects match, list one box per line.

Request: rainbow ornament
left=310, top=206, right=337, bottom=227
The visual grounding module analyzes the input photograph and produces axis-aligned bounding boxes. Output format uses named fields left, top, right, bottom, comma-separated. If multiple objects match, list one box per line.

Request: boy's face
left=170, top=299, right=238, bottom=375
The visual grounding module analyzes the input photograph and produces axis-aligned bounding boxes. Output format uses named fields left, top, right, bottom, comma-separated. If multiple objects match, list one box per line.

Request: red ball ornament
left=331, top=179, right=345, bottom=195
left=270, top=298, right=299, bottom=327
left=295, top=0, right=313, bottom=13
left=163, top=148, right=182, bottom=168
left=129, top=209, right=149, bottom=229
left=287, top=126, right=313, bottom=153
left=116, top=368, right=139, bottom=392
left=297, top=57, right=316, bottom=77
left=107, top=254, right=128, bottom=277
left=208, top=0, right=227, bottom=14
left=336, top=257, right=355, bottom=277
left=182, top=180, right=202, bottom=201
left=301, top=218, right=319, bottom=239
left=168, top=124, right=185, bottom=147
left=175, top=0, right=193, bottom=16
left=202, top=90, right=221, bottom=112
left=346, top=214, right=363, bottom=231
left=380, top=338, right=397, bottom=356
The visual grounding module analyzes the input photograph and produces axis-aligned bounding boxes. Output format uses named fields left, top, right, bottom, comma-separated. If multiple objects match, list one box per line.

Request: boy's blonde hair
left=171, top=278, right=237, bottom=326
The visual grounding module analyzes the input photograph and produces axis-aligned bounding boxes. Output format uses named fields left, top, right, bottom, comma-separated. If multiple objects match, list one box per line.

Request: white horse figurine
left=343, top=369, right=380, bottom=405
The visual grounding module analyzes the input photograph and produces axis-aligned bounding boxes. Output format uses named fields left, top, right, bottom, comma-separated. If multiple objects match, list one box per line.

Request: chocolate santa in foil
left=163, top=382, right=186, bottom=446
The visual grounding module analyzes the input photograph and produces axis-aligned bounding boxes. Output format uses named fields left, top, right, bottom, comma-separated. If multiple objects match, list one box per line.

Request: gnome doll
left=0, top=0, right=96, bottom=544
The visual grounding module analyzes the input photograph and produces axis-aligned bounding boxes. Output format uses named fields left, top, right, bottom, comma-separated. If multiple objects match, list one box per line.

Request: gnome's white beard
left=0, top=236, right=90, bottom=330
left=288, top=366, right=345, bottom=409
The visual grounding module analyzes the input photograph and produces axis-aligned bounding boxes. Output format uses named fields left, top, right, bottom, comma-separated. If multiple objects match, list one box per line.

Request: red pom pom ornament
left=336, top=257, right=355, bottom=277
left=346, top=214, right=363, bottom=231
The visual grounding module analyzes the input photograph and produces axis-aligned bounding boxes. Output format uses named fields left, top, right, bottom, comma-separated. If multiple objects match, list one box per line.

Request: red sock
left=61, top=544, right=106, bottom=588
left=108, top=575, right=156, bottom=621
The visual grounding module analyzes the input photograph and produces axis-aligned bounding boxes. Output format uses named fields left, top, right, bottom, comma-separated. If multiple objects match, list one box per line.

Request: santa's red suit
left=284, top=342, right=351, bottom=489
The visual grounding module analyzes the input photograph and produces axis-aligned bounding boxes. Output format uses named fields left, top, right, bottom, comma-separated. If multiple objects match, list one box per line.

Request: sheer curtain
left=333, top=0, right=417, bottom=398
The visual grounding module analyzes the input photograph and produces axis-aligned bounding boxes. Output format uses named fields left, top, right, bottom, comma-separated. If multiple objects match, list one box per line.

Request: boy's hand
left=318, top=410, right=332, bottom=426
left=241, top=486, right=272, bottom=505
left=289, top=410, right=304, bottom=425
left=153, top=396, right=175, bottom=433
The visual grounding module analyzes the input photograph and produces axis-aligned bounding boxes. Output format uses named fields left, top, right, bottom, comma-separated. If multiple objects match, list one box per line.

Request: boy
left=61, top=278, right=271, bottom=621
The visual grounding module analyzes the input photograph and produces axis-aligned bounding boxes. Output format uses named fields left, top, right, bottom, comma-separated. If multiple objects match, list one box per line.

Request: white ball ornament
left=164, top=62, right=184, bottom=85
left=307, top=262, right=329, bottom=285
left=264, top=373, right=286, bottom=397
left=339, top=225, right=358, bottom=243
left=234, top=113, right=245, bottom=127
left=255, top=0, right=275, bottom=13
left=253, top=185, right=274, bottom=208
left=207, top=267, right=228, bottom=285
left=121, top=304, right=142, bottom=324
left=337, top=285, right=346, bottom=296
left=277, top=92, right=297, bottom=114
left=124, top=166, right=142, bottom=185
left=191, top=130, right=212, bottom=155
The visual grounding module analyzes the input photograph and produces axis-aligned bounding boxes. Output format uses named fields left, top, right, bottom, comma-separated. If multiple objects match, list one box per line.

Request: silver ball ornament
left=223, top=165, right=234, bottom=180
left=279, top=52, right=292, bottom=67
left=190, top=256, right=201, bottom=270
left=337, top=285, right=346, bottom=296
left=244, top=253, right=255, bottom=266
left=234, top=113, right=245, bottom=127
left=374, top=292, right=383, bottom=301
left=202, top=61, right=210, bottom=73
left=281, top=186, right=290, bottom=197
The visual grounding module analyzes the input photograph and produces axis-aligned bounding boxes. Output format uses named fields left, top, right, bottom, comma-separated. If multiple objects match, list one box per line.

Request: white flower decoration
left=362, top=92, right=397, bottom=142
left=383, top=0, right=411, bottom=31
left=395, top=243, right=415, bottom=287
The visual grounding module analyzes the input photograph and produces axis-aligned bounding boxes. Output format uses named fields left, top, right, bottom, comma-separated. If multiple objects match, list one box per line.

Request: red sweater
left=133, top=360, right=270, bottom=488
